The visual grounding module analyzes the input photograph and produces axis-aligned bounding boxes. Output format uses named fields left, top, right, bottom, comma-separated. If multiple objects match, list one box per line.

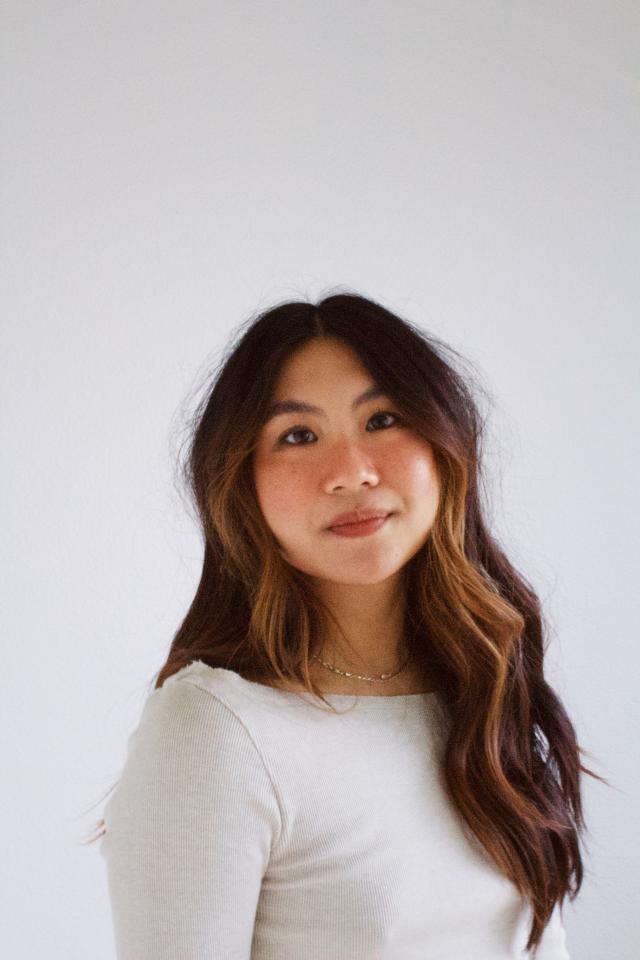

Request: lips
left=327, top=509, right=391, bottom=529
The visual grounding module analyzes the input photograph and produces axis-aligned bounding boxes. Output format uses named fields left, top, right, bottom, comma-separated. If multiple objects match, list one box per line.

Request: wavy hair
left=87, top=290, right=606, bottom=953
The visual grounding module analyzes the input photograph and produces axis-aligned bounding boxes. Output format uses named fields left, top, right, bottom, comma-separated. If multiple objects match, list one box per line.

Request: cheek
left=254, top=459, right=310, bottom=524
left=390, top=442, right=439, bottom=499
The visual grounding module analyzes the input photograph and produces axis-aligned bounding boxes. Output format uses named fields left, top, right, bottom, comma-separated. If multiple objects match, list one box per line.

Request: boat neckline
left=187, top=662, right=440, bottom=707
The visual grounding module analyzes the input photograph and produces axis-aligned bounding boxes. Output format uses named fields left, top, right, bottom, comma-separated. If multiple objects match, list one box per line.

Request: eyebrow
left=263, top=385, right=386, bottom=425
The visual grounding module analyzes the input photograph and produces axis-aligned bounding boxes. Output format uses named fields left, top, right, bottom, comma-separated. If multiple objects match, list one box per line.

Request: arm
left=100, top=675, right=281, bottom=960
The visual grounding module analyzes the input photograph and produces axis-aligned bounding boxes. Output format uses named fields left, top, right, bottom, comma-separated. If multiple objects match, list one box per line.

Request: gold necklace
left=311, top=649, right=413, bottom=683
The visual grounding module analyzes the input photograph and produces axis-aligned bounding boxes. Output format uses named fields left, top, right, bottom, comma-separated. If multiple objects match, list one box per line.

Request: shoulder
left=162, top=659, right=337, bottom=722
left=136, top=660, right=276, bottom=766
left=100, top=665, right=285, bottom=949
left=162, top=658, right=284, bottom=703
left=157, top=659, right=257, bottom=719
left=130, top=660, right=320, bottom=794
left=103, top=660, right=284, bottom=849
left=159, top=659, right=314, bottom=720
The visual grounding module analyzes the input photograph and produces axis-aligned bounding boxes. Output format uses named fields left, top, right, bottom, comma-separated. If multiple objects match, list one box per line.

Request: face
left=252, top=339, right=440, bottom=587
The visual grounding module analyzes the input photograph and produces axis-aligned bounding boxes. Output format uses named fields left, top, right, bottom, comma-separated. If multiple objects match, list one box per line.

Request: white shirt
left=101, top=659, right=571, bottom=959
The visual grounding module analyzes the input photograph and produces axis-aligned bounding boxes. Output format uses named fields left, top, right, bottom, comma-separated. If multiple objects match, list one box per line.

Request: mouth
left=327, top=513, right=393, bottom=538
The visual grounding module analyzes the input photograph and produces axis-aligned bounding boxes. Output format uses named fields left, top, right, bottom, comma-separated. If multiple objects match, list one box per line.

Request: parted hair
left=89, top=290, right=605, bottom=953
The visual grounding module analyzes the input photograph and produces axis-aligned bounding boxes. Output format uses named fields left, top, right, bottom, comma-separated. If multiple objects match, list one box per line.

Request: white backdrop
left=2, top=2, right=638, bottom=957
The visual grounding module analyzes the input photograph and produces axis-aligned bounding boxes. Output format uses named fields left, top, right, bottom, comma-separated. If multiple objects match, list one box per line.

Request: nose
left=322, top=440, right=380, bottom=492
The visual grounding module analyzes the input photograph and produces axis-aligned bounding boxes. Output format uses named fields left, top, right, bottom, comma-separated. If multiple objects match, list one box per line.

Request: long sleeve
left=100, top=674, right=282, bottom=960
left=99, top=660, right=576, bottom=959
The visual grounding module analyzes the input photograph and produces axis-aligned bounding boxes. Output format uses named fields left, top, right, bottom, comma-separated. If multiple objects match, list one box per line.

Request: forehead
left=271, top=338, right=368, bottom=390
left=261, top=340, right=387, bottom=425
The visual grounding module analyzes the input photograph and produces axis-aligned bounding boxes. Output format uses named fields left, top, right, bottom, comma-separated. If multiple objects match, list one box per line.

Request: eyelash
left=276, top=409, right=403, bottom=447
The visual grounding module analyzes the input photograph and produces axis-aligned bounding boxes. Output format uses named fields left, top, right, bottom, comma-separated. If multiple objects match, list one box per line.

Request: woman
left=95, top=292, right=603, bottom=958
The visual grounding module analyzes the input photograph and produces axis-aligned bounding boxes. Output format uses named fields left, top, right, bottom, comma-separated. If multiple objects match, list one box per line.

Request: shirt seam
left=175, top=673, right=286, bottom=852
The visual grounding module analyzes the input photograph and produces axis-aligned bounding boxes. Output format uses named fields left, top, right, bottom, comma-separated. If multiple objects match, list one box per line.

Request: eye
left=276, top=409, right=402, bottom=447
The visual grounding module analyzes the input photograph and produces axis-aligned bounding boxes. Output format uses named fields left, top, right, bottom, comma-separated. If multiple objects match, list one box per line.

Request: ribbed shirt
left=100, top=659, right=571, bottom=959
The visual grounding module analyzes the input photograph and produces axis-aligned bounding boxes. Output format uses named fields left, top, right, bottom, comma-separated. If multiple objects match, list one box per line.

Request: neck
left=311, top=571, right=409, bottom=674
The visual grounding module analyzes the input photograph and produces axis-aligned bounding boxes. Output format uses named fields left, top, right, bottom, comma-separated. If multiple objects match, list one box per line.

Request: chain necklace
left=311, top=648, right=413, bottom=683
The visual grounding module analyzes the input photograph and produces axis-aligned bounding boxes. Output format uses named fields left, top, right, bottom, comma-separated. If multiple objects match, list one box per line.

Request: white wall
left=2, top=2, right=637, bottom=957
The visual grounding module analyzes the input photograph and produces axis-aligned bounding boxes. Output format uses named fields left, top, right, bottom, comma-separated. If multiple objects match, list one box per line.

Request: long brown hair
left=89, top=290, right=606, bottom=952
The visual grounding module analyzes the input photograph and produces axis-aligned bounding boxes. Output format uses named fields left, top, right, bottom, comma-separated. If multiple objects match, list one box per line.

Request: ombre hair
left=88, top=290, right=606, bottom=953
